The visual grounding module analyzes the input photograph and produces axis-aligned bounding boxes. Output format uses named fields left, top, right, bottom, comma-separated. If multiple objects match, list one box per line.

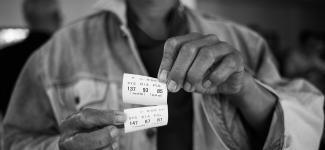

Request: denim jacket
left=3, top=0, right=324, bottom=150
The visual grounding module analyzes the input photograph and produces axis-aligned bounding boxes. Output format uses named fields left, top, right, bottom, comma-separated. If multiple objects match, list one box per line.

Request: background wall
left=0, top=0, right=23, bottom=27
left=0, top=0, right=94, bottom=27
left=198, top=0, right=325, bottom=48
left=0, top=0, right=324, bottom=48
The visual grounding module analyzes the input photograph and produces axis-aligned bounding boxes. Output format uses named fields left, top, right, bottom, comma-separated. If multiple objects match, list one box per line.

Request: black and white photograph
left=0, top=0, right=325, bottom=150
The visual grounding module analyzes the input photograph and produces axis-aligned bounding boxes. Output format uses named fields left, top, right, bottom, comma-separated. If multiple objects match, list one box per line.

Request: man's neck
left=127, top=0, right=177, bottom=39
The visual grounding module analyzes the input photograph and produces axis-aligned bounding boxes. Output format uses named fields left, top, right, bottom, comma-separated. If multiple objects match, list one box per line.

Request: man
left=0, top=0, right=62, bottom=115
left=3, top=0, right=324, bottom=150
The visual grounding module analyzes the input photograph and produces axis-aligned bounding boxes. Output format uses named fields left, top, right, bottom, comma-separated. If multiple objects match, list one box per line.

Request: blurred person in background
left=284, top=30, right=325, bottom=92
left=247, top=24, right=286, bottom=75
left=2, top=0, right=324, bottom=150
left=0, top=0, right=62, bottom=116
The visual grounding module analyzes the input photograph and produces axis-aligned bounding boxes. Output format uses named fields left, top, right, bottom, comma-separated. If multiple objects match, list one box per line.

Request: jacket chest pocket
left=47, top=78, right=125, bottom=123
left=57, top=79, right=108, bottom=111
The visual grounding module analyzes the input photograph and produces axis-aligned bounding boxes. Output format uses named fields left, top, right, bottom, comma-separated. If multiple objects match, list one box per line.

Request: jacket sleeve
left=201, top=34, right=323, bottom=150
left=252, top=38, right=324, bottom=150
left=3, top=46, right=60, bottom=150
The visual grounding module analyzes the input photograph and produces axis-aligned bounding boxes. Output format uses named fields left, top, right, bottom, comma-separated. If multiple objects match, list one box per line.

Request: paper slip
left=124, top=105, right=168, bottom=133
left=122, top=73, right=168, bottom=133
left=122, top=73, right=168, bottom=105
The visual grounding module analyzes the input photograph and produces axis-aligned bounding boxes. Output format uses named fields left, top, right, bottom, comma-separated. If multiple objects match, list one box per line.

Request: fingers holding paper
left=158, top=33, right=245, bottom=95
left=59, top=108, right=126, bottom=150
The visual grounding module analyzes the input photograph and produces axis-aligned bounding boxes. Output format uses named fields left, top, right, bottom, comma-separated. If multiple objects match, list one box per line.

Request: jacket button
left=74, top=97, right=80, bottom=105
left=146, top=128, right=156, bottom=139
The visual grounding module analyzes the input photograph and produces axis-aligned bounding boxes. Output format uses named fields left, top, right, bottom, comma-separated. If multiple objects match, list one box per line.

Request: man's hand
left=158, top=33, right=245, bottom=95
left=59, top=108, right=126, bottom=150
left=158, top=33, right=277, bottom=148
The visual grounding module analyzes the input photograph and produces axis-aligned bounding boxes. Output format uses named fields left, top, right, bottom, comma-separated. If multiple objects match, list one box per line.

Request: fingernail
left=167, top=80, right=178, bottom=92
left=110, top=127, right=119, bottom=138
left=115, top=113, right=127, bottom=123
left=203, top=80, right=212, bottom=88
left=184, top=82, right=192, bottom=92
left=112, top=142, right=119, bottom=149
left=158, top=70, right=168, bottom=82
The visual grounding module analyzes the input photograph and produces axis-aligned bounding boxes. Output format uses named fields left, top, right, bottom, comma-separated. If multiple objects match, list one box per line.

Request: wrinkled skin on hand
left=59, top=108, right=126, bottom=150
left=158, top=33, right=245, bottom=95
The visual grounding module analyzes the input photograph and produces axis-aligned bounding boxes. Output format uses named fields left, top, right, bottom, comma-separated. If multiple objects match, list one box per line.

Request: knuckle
left=63, top=111, right=79, bottom=122
left=187, top=69, right=202, bottom=83
left=169, top=68, right=184, bottom=81
left=200, top=47, right=215, bottom=59
left=77, top=110, right=90, bottom=126
left=161, top=55, right=173, bottom=69
left=205, top=34, right=219, bottom=42
left=60, top=111, right=82, bottom=131
left=227, top=73, right=243, bottom=93
left=210, top=72, right=222, bottom=84
left=217, top=42, right=228, bottom=49
left=161, top=52, right=174, bottom=69
left=169, top=69, right=187, bottom=86
left=79, top=110, right=88, bottom=121
left=80, top=108, right=93, bottom=116
left=163, top=48, right=174, bottom=58
left=226, top=57, right=237, bottom=70
left=182, top=43, right=197, bottom=55
left=228, top=53, right=243, bottom=70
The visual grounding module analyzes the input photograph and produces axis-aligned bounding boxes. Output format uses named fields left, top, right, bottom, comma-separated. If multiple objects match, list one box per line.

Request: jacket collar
left=94, top=0, right=127, bottom=26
